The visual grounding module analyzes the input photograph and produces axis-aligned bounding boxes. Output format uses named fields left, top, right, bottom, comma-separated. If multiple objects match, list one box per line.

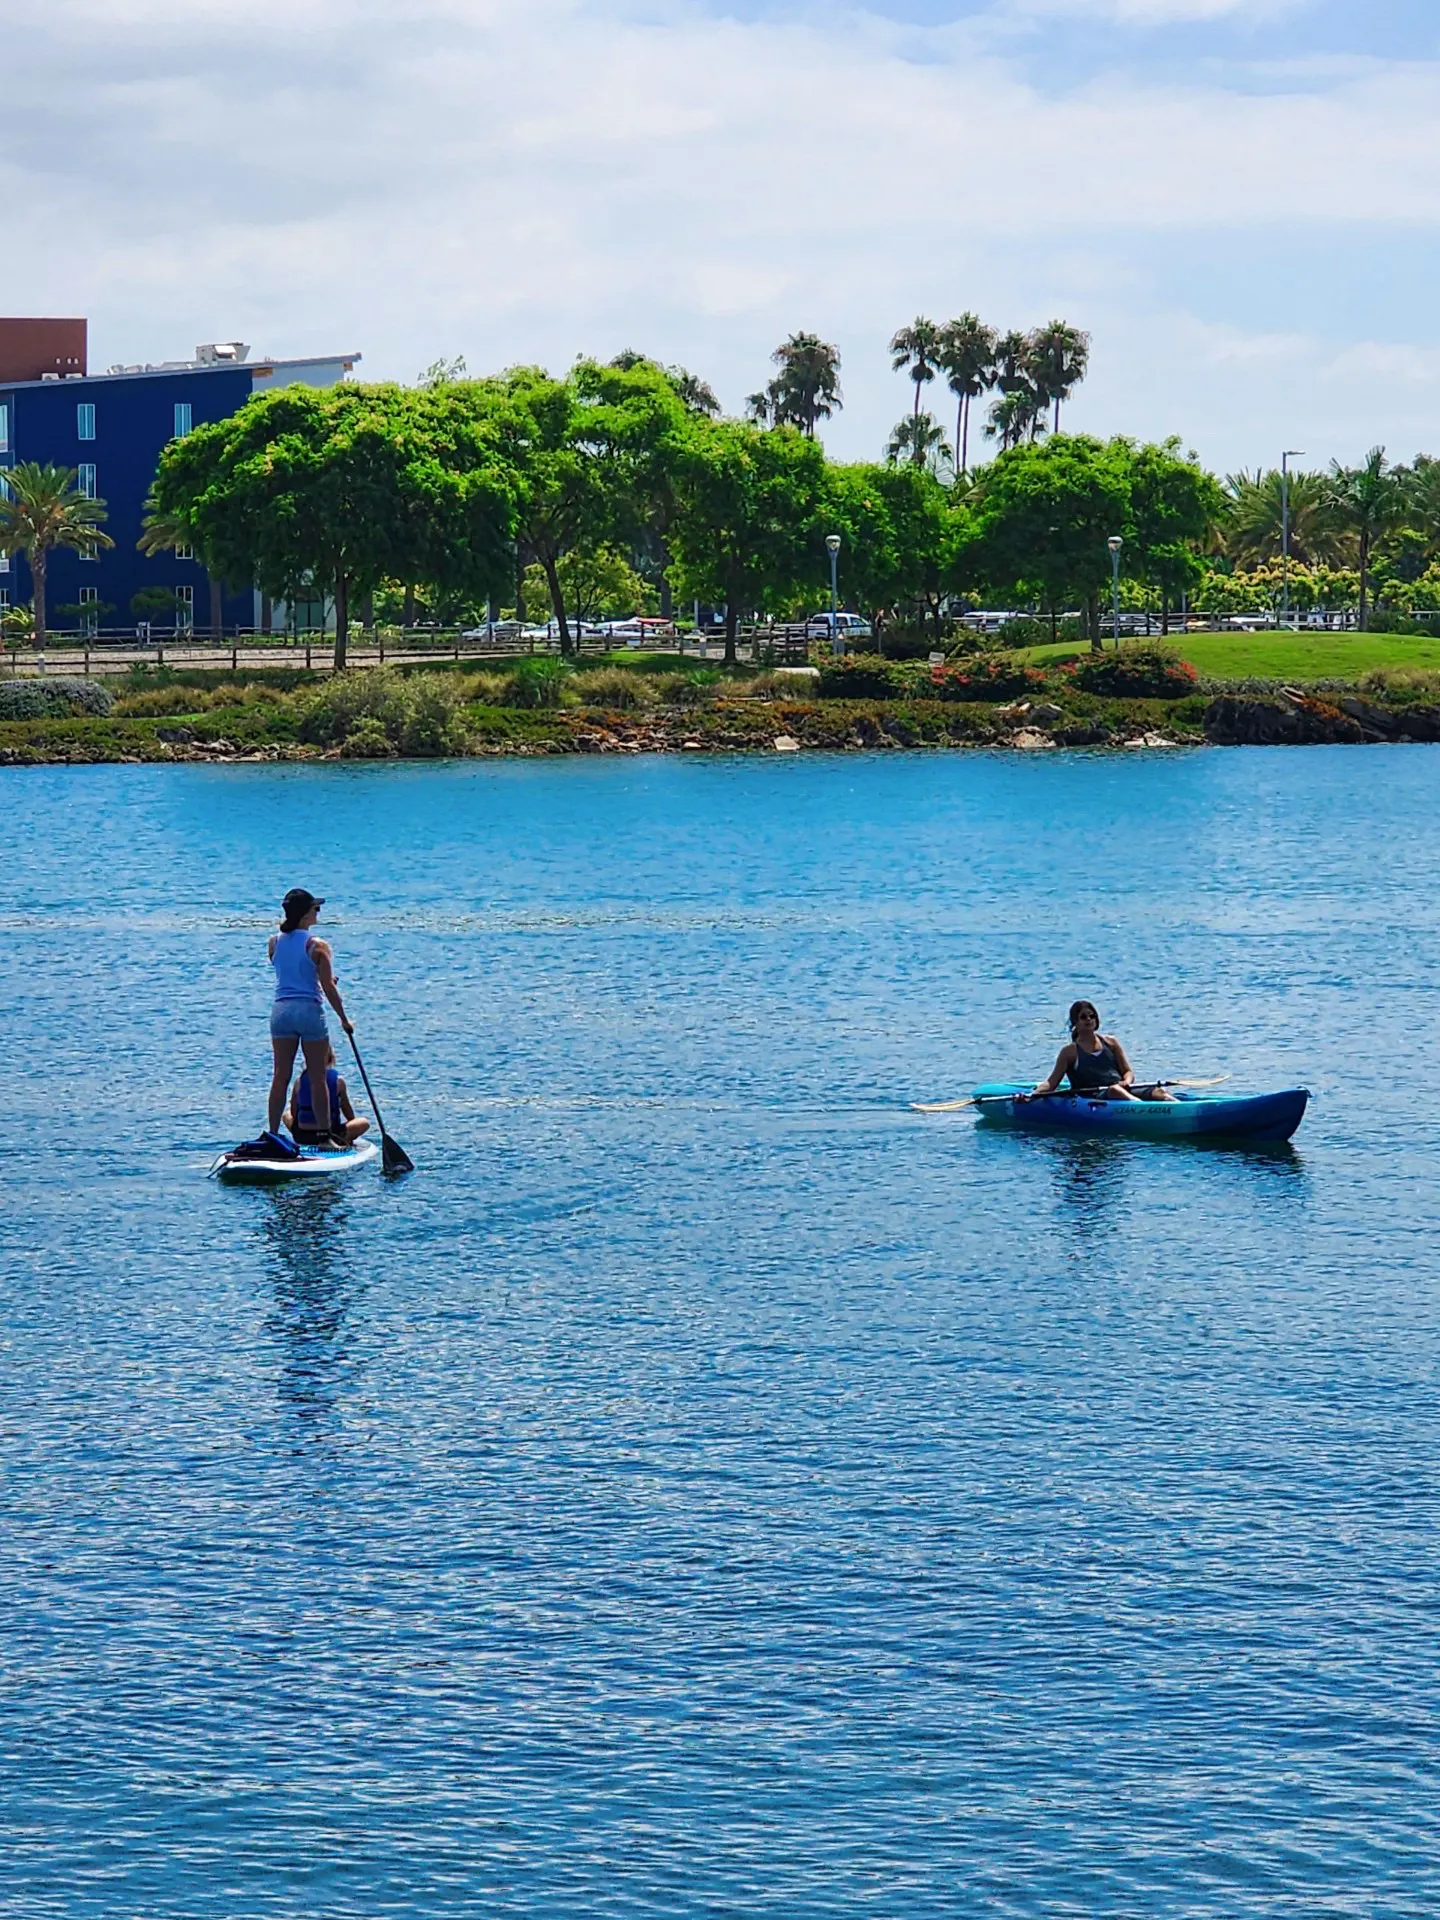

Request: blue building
left=0, top=332, right=360, bottom=634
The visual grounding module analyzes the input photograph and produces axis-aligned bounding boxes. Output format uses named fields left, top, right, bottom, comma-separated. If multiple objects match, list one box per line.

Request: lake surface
left=4, top=748, right=1439, bottom=1917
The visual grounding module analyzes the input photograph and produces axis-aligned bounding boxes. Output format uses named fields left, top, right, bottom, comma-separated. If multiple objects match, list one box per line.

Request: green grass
left=1016, top=628, right=1440, bottom=684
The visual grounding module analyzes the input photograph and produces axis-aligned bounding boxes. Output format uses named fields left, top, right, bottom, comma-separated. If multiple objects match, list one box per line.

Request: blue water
left=4, top=749, right=1440, bottom=1917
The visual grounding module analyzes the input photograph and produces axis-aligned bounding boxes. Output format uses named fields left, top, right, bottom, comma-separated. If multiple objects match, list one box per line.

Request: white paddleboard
left=212, top=1137, right=380, bottom=1183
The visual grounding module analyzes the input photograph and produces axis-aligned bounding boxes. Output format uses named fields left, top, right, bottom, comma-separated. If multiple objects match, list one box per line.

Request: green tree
left=521, top=545, right=655, bottom=627
left=985, top=388, right=1045, bottom=452
left=958, top=435, right=1131, bottom=648
left=890, top=318, right=943, bottom=420
left=1027, top=321, right=1091, bottom=434
left=667, top=419, right=830, bottom=665
left=1118, top=438, right=1224, bottom=632
left=938, top=314, right=996, bottom=477
left=138, top=500, right=227, bottom=638
left=490, top=359, right=686, bottom=654
left=828, top=460, right=953, bottom=634
left=1328, top=447, right=1407, bottom=631
left=0, top=462, right=113, bottom=642
left=152, top=382, right=518, bottom=667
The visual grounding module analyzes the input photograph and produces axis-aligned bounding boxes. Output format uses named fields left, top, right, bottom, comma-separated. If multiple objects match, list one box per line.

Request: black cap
left=281, top=887, right=324, bottom=927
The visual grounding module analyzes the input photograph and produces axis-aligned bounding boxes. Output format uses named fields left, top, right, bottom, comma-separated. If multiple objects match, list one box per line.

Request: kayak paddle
left=911, top=1075, right=1231, bottom=1114
left=345, top=1031, right=414, bottom=1174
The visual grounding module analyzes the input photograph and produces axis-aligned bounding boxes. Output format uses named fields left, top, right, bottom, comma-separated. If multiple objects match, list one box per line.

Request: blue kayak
left=970, top=1084, right=1308, bottom=1143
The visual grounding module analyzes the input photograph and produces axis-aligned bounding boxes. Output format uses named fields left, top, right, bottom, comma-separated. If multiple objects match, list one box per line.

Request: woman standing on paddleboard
left=266, top=888, right=353, bottom=1145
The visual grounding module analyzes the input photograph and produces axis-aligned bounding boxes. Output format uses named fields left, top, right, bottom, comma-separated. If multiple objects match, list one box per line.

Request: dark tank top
left=1069, top=1037, right=1122, bottom=1090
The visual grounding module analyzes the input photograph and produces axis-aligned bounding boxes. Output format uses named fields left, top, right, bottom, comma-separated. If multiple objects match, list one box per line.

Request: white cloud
left=1005, top=0, right=1296, bottom=22
left=3, top=0, right=1440, bottom=468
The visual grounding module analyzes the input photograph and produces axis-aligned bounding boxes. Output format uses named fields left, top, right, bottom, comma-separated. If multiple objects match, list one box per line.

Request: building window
left=77, top=402, right=96, bottom=441
left=77, top=462, right=97, bottom=499
left=175, top=584, right=194, bottom=628
left=79, top=585, right=99, bottom=634
left=174, top=402, right=192, bottom=438
left=0, top=403, right=8, bottom=452
left=0, top=590, right=8, bottom=611
left=175, top=543, right=194, bottom=562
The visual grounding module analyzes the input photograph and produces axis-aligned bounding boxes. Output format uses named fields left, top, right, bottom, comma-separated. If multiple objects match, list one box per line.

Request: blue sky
left=6, top=0, right=1440, bottom=472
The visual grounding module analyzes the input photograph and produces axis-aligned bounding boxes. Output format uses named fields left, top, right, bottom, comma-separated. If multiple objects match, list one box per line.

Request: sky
left=4, top=0, right=1440, bottom=471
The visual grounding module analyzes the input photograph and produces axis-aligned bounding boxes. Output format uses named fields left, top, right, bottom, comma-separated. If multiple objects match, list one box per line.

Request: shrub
left=454, top=671, right=511, bottom=706
left=1072, top=646, right=1199, bottom=698
left=1358, top=667, right=1440, bottom=707
left=0, top=676, right=113, bottom=720
left=875, top=627, right=937, bottom=661
left=339, top=716, right=397, bottom=759
left=650, top=669, right=722, bottom=707
left=817, top=654, right=908, bottom=699
left=297, top=668, right=468, bottom=755
left=502, top=658, right=576, bottom=709
left=114, top=686, right=200, bottom=718
left=930, top=657, right=1051, bottom=701
left=571, top=667, right=657, bottom=710
left=745, top=670, right=819, bottom=701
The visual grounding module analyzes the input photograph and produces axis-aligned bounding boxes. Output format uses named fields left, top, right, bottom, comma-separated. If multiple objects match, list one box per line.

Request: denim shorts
left=270, top=998, right=329, bottom=1044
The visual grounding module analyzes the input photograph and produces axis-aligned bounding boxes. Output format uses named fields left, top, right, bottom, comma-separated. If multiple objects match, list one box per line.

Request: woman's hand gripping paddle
left=345, top=1030, right=415, bottom=1174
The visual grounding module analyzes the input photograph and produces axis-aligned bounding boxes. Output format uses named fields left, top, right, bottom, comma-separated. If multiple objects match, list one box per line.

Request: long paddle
left=345, top=1030, right=415, bottom=1173
left=911, top=1076, right=1231, bottom=1115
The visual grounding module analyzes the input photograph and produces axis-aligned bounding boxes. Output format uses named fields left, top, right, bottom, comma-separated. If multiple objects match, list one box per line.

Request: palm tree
left=139, top=499, right=226, bottom=638
left=1219, top=468, right=1348, bottom=570
left=0, top=462, right=113, bottom=642
left=668, top=366, right=720, bottom=416
left=993, top=329, right=1034, bottom=396
left=886, top=412, right=952, bottom=476
left=744, top=390, right=772, bottom=426
left=890, top=318, right=943, bottom=419
left=984, top=389, right=1046, bottom=453
left=938, top=314, right=996, bottom=477
left=1028, top=321, right=1091, bottom=433
left=765, top=332, right=842, bottom=437
left=1328, top=447, right=1407, bottom=630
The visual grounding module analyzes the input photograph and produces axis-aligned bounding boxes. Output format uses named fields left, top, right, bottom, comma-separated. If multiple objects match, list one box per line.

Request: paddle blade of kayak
left=381, top=1133, right=414, bottom=1176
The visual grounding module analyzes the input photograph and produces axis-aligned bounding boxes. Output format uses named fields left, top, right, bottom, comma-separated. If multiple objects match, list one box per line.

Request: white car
left=804, top=612, right=872, bottom=641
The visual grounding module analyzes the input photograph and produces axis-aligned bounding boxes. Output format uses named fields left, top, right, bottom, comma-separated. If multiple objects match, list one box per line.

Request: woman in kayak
left=1027, top=1000, right=1176, bottom=1102
left=286, top=1045, right=370, bottom=1149
left=266, top=888, right=354, bottom=1145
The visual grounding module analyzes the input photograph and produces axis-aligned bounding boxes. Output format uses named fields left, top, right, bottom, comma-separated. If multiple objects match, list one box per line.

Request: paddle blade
left=911, top=1098, right=975, bottom=1114
left=381, top=1133, right=414, bottom=1175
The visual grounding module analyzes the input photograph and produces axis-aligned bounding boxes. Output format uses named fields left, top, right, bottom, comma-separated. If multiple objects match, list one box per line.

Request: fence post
left=306, top=642, right=312, bottom=671
left=379, top=632, right=385, bottom=665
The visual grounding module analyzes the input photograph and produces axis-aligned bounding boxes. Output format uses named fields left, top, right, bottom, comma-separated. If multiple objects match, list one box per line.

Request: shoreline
left=2, top=689, right=1436, bottom=766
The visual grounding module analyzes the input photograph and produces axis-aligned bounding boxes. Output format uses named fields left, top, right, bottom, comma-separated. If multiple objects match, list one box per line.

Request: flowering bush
left=929, top=657, right=1051, bottom=702
left=817, top=655, right=908, bottom=699
left=1072, top=647, right=1199, bottom=698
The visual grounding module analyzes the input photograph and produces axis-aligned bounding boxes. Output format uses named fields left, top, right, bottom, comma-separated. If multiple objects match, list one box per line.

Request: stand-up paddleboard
left=210, top=1137, right=380, bottom=1183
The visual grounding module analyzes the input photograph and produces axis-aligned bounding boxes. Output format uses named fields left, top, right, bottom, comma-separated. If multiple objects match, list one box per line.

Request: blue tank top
left=1070, top=1037, right=1122, bottom=1090
left=295, top=1067, right=341, bottom=1131
left=272, top=927, right=321, bottom=1002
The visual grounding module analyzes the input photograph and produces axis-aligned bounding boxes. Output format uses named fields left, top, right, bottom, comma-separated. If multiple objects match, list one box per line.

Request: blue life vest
left=295, top=1066, right=341, bottom=1131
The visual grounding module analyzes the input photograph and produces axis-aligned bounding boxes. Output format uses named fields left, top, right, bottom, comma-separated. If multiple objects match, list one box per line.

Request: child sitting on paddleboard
left=286, top=1047, right=371, bottom=1148
left=1026, top=1000, right=1176, bottom=1103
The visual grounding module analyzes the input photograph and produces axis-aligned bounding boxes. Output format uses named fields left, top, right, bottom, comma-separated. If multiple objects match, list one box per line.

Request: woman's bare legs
left=300, top=1036, right=334, bottom=1136
left=268, top=1035, right=299, bottom=1133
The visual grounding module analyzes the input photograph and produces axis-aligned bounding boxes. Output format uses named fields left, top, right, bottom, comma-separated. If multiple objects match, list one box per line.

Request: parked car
left=804, top=612, right=873, bottom=641
left=460, top=619, right=523, bottom=641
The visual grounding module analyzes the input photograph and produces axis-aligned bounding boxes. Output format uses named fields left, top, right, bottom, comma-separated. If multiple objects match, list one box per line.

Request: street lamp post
left=825, top=533, right=842, bottom=655
left=1107, top=535, right=1123, bottom=650
left=1281, top=451, right=1304, bottom=631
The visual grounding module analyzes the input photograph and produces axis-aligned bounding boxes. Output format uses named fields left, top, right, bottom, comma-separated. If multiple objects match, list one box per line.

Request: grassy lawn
left=1016, top=629, right=1440, bottom=684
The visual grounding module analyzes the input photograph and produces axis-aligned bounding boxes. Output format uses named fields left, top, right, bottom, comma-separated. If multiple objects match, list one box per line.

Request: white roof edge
left=0, top=352, right=363, bottom=392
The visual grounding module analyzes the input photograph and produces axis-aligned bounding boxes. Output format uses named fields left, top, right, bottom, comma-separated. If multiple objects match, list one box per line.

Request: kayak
left=211, top=1137, right=380, bottom=1183
left=970, top=1084, right=1308, bottom=1144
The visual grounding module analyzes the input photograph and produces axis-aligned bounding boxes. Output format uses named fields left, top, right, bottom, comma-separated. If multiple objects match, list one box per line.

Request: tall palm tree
left=139, top=499, right=226, bottom=638
left=1028, top=321, right=1091, bottom=433
left=886, top=412, right=952, bottom=476
left=668, top=366, right=720, bottom=416
left=938, top=314, right=996, bottom=477
left=993, top=329, right=1034, bottom=396
left=0, top=462, right=113, bottom=642
left=984, top=389, right=1045, bottom=453
left=744, top=390, right=772, bottom=426
left=890, top=318, right=943, bottom=419
left=1328, top=447, right=1407, bottom=631
left=765, top=333, right=842, bottom=437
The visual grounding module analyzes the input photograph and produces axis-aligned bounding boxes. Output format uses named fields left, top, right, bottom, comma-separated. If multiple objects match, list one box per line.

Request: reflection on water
left=255, top=1184, right=357, bottom=1438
